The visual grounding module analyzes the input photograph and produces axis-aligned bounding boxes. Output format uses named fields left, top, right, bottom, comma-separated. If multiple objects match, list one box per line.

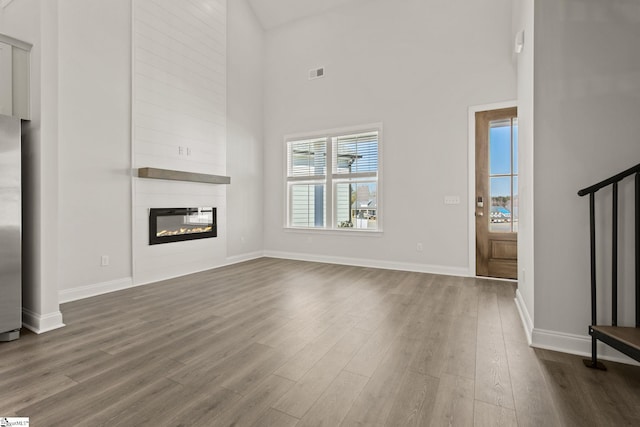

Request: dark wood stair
left=588, top=326, right=640, bottom=364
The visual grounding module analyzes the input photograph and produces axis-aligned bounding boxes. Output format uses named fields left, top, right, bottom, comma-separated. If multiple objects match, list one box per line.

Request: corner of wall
left=22, top=308, right=65, bottom=334
left=514, top=288, right=533, bottom=344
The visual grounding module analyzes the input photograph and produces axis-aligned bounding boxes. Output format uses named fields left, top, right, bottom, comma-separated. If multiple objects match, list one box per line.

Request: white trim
left=283, top=227, right=383, bottom=237
left=283, top=122, right=384, bottom=142
left=467, top=101, right=517, bottom=277
left=0, top=33, right=33, bottom=51
left=474, top=275, right=516, bottom=283
left=57, top=253, right=264, bottom=304
left=531, top=328, right=640, bottom=367
left=130, top=0, right=137, bottom=286
left=134, top=253, right=265, bottom=287
left=22, top=308, right=65, bottom=334
left=59, top=277, right=134, bottom=304
left=514, top=289, right=533, bottom=344
left=264, top=250, right=470, bottom=277
left=134, top=265, right=222, bottom=287
left=225, top=251, right=264, bottom=265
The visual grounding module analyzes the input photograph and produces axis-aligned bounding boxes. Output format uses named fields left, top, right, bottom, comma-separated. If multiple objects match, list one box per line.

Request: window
left=286, top=126, right=381, bottom=231
left=489, top=117, right=518, bottom=232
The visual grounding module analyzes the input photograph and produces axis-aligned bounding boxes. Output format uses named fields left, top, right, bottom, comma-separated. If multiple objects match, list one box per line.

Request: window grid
left=286, top=128, right=380, bottom=231
left=489, top=117, right=518, bottom=233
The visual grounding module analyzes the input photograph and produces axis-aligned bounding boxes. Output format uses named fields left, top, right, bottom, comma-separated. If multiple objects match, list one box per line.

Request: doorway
left=475, top=107, right=518, bottom=279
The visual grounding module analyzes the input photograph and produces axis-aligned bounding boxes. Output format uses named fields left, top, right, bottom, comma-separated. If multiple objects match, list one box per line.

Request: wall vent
left=309, top=67, right=325, bottom=80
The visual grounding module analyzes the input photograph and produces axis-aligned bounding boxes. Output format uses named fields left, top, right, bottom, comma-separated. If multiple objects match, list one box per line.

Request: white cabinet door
left=0, top=42, right=12, bottom=116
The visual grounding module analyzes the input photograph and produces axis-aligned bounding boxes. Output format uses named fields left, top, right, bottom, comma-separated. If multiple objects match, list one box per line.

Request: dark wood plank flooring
left=1, top=258, right=639, bottom=426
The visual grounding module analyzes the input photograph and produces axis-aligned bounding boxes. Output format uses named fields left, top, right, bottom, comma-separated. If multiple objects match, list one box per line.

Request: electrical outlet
left=101, top=255, right=109, bottom=266
left=178, top=146, right=184, bottom=155
left=416, top=243, right=423, bottom=252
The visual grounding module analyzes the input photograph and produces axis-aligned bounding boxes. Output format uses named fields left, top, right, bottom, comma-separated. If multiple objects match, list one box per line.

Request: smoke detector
left=309, top=67, right=325, bottom=80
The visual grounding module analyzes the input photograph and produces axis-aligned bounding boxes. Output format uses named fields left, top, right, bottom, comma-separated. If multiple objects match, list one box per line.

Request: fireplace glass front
left=149, top=207, right=217, bottom=245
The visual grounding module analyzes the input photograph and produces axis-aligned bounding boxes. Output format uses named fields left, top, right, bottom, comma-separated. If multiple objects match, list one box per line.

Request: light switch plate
left=444, top=195, right=460, bottom=205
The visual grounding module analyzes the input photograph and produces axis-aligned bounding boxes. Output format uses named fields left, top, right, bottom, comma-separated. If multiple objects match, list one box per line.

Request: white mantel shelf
left=137, top=168, right=231, bottom=185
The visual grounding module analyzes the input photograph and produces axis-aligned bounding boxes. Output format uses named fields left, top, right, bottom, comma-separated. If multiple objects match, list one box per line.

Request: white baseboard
left=59, top=251, right=464, bottom=305
left=58, top=252, right=265, bottom=304
left=225, top=251, right=264, bottom=266
left=59, top=277, right=134, bottom=304
left=263, top=250, right=470, bottom=277
left=514, top=289, right=533, bottom=345
left=135, top=252, right=266, bottom=286
left=531, top=327, right=640, bottom=366
left=22, top=308, right=65, bottom=334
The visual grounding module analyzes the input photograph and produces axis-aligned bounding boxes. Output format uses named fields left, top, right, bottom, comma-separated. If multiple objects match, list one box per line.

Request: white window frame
left=284, top=123, right=383, bottom=233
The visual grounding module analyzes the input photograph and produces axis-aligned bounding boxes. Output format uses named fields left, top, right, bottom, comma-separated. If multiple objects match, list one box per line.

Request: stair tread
left=591, top=325, right=640, bottom=351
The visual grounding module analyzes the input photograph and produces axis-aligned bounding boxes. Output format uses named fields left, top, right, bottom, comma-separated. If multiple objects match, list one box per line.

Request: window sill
left=283, top=227, right=384, bottom=237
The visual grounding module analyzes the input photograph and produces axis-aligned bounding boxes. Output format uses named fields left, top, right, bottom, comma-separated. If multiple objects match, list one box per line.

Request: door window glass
left=489, top=118, right=518, bottom=233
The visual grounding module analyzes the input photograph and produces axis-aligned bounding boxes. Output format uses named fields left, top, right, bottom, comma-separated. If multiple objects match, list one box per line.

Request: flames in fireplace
left=156, top=226, right=213, bottom=237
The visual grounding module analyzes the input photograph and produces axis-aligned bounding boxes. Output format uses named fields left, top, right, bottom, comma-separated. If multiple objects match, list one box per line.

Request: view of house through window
left=489, top=118, right=518, bottom=232
left=286, top=128, right=380, bottom=231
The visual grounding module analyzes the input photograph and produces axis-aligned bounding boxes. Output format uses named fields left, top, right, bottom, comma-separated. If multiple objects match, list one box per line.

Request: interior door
left=476, top=108, right=518, bottom=279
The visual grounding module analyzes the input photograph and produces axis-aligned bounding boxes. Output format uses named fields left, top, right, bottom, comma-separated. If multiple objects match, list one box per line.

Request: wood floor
left=1, top=258, right=639, bottom=426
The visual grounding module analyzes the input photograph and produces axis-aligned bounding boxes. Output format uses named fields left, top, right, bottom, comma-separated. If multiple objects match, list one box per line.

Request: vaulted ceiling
left=247, top=0, right=363, bottom=30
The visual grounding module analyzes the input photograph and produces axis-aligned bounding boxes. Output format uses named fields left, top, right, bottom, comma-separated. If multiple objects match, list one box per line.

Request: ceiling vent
left=309, top=67, right=325, bottom=80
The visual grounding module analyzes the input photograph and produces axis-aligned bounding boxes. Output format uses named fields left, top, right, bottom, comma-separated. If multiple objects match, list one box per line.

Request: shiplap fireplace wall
left=132, top=0, right=228, bottom=285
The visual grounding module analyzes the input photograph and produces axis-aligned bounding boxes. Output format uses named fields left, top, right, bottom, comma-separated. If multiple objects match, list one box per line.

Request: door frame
left=467, top=101, right=517, bottom=278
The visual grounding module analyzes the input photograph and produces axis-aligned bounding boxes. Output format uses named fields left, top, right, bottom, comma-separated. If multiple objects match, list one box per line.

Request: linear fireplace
left=149, top=207, right=217, bottom=245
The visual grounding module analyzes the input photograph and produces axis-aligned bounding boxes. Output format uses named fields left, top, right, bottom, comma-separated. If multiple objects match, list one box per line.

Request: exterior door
left=476, top=108, right=518, bottom=279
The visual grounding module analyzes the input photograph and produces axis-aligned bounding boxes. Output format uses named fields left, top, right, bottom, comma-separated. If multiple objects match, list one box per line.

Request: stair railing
left=577, top=162, right=640, bottom=369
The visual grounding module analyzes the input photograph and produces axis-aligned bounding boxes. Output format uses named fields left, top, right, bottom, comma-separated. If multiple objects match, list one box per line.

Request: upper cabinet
left=0, top=41, right=11, bottom=116
left=0, top=35, right=30, bottom=120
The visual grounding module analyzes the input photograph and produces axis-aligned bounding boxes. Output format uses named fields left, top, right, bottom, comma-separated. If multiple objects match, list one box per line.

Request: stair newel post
left=590, top=192, right=597, bottom=328
left=613, top=182, right=618, bottom=326
left=636, top=173, right=640, bottom=328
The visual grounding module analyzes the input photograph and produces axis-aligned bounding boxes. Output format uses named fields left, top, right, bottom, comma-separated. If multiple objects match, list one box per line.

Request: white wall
left=263, top=0, right=516, bottom=273
left=227, top=0, right=265, bottom=260
left=132, top=0, right=228, bottom=285
left=513, top=0, right=535, bottom=339
left=4, top=0, right=262, bottom=307
left=532, top=0, right=640, bottom=361
left=0, top=0, right=64, bottom=333
left=57, top=0, right=132, bottom=298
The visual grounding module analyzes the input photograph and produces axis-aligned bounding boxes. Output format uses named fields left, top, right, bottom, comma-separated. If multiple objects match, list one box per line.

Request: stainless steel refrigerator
left=0, top=114, right=21, bottom=341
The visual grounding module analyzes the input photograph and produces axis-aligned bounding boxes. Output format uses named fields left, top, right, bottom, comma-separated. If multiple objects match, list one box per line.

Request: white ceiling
left=248, top=0, right=362, bottom=30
